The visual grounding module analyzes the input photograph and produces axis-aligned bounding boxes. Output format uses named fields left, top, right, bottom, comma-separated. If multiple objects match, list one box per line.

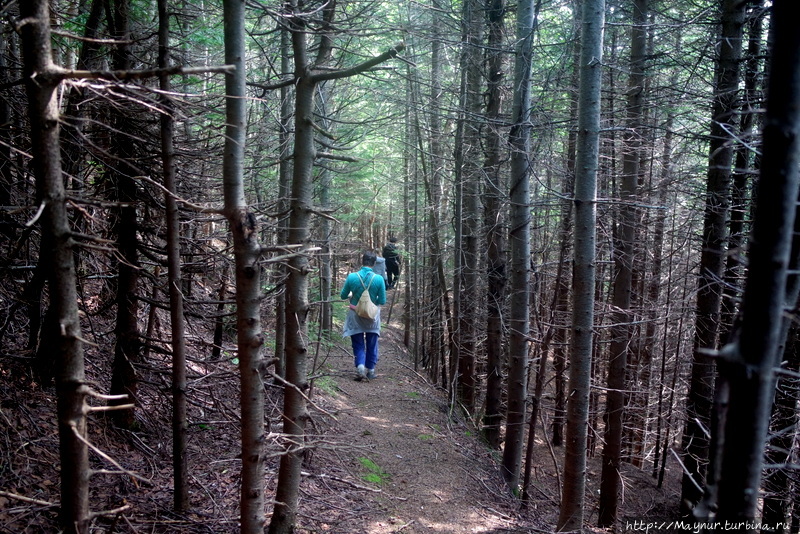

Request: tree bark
left=716, top=1, right=800, bottom=523
left=598, top=0, right=647, bottom=526
left=222, top=1, right=268, bottom=531
left=454, top=0, right=483, bottom=413
left=763, top=85, right=800, bottom=525
left=270, top=61, right=314, bottom=534
left=552, top=31, right=581, bottom=449
left=20, top=2, right=90, bottom=532
left=557, top=0, right=604, bottom=528
left=762, top=316, right=800, bottom=532
left=269, top=4, right=404, bottom=529
left=402, top=54, right=414, bottom=352
left=316, top=84, right=334, bottom=336
left=481, top=0, right=507, bottom=450
left=60, top=0, right=104, bottom=185
left=651, top=26, right=682, bottom=484
left=274, top=23, right=293, bottom=379
left=679, top=0, right=745, bottom=516
left=157, top=0, right=189, bottom=512
left=0, top=29, right=13, bottom=230
left=501, top=0, right=536, bottom=491
left=409, top=62, right=458, bottom=391
left=421, top=1, right=454, bottom=391
left=107, top=0, right=143, bottom=429
left=720, top=3, right=764, bottom=338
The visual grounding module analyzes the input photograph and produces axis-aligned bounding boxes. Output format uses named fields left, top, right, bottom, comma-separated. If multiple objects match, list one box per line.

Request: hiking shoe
left=366, top=369, right=377, bottom=380
left=355, top=364, right=366, bottom=381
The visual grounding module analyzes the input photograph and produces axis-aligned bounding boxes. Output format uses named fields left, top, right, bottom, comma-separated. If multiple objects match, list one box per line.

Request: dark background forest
left=1, top=0, right=799, bottom=532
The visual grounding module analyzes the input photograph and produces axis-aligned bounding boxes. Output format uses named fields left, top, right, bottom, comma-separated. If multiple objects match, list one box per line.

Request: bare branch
left=313, top=42, right=406, bottom=83
left=251, top=42, right=406, bottom=92
left=0, top=490, right=56, bottom=508
left=316, top=151, right=359, bottom=163
left=52, top=64, right=235, bottom=83
left=70, top=423, right=152, bottom=486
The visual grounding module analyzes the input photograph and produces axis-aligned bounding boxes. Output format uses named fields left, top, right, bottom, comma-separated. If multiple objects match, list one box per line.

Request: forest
left=1, top=0, right=799, bottom=532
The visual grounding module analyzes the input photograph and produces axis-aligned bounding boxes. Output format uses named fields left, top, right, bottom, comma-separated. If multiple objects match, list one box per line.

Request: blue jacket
left=373, top=256, right=388, bottom=281
left=341, top=266, right=387, bottom=306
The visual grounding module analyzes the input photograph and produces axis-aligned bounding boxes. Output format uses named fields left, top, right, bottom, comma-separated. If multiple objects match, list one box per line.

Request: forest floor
left=305, top=320, right=537, bottom=533
left=0, top=286, right=682, bottom=533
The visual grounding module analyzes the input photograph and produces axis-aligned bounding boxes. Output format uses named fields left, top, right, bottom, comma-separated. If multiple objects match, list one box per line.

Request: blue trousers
left=351, top=332, right=379, bottom=370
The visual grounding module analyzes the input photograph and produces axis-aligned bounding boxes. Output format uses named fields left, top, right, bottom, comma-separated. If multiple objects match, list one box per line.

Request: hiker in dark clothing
left=383, top=237, right=401, bottom=289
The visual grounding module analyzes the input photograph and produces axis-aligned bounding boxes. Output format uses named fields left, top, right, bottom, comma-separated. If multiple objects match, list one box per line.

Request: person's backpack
left=355, top=273, right=378, bottom=319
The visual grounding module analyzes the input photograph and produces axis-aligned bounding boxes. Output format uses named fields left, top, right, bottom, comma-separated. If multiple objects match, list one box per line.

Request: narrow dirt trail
left=311, top=292, right=542, bottom=533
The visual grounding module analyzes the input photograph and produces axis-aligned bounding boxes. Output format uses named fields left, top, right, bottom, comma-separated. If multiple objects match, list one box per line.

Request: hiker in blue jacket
left=340, top=251, right=387, bottom=380
left=373, top=248, right=388, bottom=286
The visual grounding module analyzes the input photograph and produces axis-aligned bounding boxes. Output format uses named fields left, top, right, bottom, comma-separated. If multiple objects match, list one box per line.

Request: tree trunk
left=763, top=87, right=800, bottom=526
left=720, top=3, right=764, bottom=338
left=552, top=32, right=581, bottom=449
left=157, top=0, right=188, bottom=512
left=270, top=65, right=315, bottom=534
left=651, top=27, right=682, bottom=483
left=658, top=239, right=692, bottom=489
left=0, top=30, right=13, bottom=237
left=637, top=179, right=669, bottom=467
left=716, top=2, right=800, bottom=523
left=421, top=170, right=457, bottom=392
left=762, top=315, right=800, bottom=531
left=481, top=0, right=507, bottom=450
left=28, top=0, right=100, bottom=380
left=274, top=23, right=293, bottom=379
left=598, top=0, right=647, bottom=526
left=557, top=0, right=604, bottom=528
left=20, top=2, right=90, bottom=532
left=501, top=0, right=536, bottom=491
left=107, top=0, right=142, bottom=429
left=679, top=0, right=745, bottom=516
left=421, top=1, right=455, bottom=390
left=211, top=267, right=228, bottom=361
left=403, top=61, right=414, bottom=351
left=222, top=1, right=268, bottom=531
left=316, top=84, right=333, bottom=336
left=454, top=0, right=483, bottom=414
left=60, top=0, right=104, bottom=185
left=409, top=64, right=458, bottom=390
left=269, top=6, right=404, bottom=528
